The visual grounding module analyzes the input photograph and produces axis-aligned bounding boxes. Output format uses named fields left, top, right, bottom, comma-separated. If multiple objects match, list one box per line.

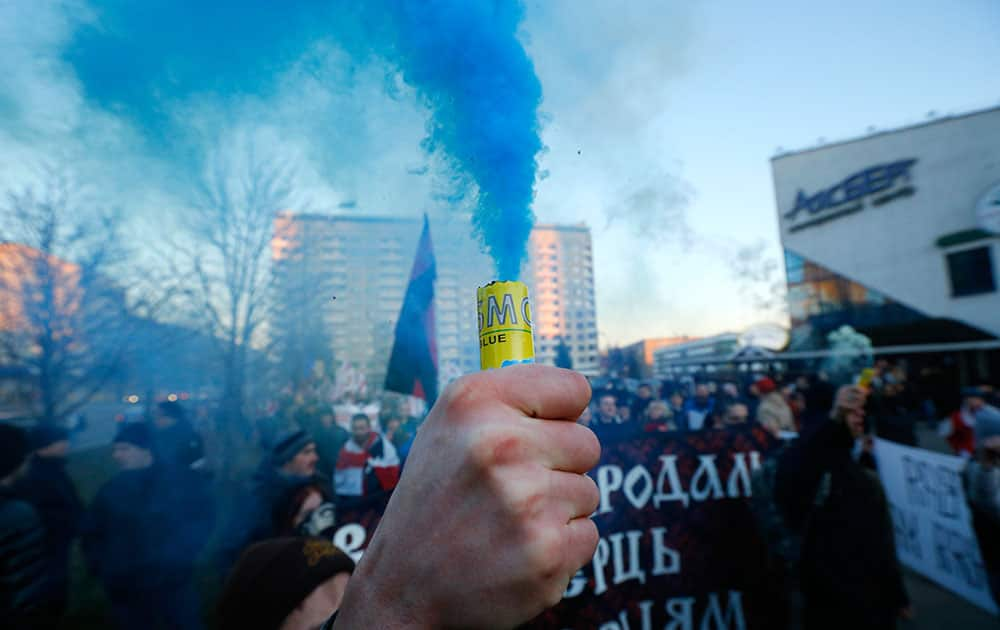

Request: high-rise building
left=271, top=214, right=600, bottom=387
left=272, top=212, right=493, bottom=389
left=523, top=224, right=600, bottom=376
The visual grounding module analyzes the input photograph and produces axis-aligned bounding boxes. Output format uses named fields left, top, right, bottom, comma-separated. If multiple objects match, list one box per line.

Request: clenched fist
left=334, top=365, right=600, bottom=629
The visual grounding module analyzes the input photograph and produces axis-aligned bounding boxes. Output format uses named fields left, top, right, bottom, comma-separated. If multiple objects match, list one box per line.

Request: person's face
left=637, top=385, right=652, bottom=400
left=284, top=443, right=319, bottom=477
left=723, top=383, right=738, bottom=398
left=37, top=440, right=70, bottom=459
left=386, top=418, right=402, bottom=434
left=670, top=393, right=683, bottom=407
left=724, top=404, right=749, bottom=426
left=320, top=413, right=335, bottom=428
left=153, top=410, right=176, bottom=429
left=647, top=404, right=665, bottom=420
left=695, top=385, right=709, bottom=400
left=351, top=419, right=370, bottom=445
left=599, top=396, right=617, bottom=418
left=845, top=408, right=866, bottom=438
left=279, top=572, right=352, bottom=630
left=966, top=396, right=985, bottom=412
left=618, top=405, right=631, bottom=421
left=112, top=443, right=152, bottom=470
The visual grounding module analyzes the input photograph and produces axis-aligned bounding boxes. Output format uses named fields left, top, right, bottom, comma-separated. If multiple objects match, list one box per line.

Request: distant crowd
left=1, top=360, right=999, bottom=629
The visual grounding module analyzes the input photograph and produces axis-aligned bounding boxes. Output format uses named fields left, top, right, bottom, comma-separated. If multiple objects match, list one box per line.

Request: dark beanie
left=272, top=429, right=313, bottom=467
left=29, top=424, right=70, bottom=450
left=113, top=422, right=152, bottom=450
left=216, top=537, right=355, bottom=630
left=0, top=424, right=29, bottom=479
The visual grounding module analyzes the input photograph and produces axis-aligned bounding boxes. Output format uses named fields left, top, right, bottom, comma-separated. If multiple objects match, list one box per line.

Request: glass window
left=947, top=247, right=996, bottom=297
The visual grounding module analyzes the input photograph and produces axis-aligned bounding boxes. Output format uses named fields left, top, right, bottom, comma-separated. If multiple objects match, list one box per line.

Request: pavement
left=901, top=570, right=997, bottom=629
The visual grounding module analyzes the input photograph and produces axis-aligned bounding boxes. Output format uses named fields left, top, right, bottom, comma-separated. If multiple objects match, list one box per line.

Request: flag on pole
left=384, top=214, right=438, bottom=405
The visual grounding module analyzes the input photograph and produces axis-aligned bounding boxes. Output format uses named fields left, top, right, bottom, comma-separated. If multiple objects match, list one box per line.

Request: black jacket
left=0, top=489, right=47, bottom=626
left=81, top=464, right=214, bottom=595
left=153, top=419, right=205, bottom=470
left=11, top=455, right=84, bottom=604
left=775, top=421, right=908, bottom=629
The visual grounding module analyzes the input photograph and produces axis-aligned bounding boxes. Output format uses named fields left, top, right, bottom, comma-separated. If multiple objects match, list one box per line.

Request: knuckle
left=581, top=475, right=600, bottom=515
left=440, top=373, right=484, bottom=416
left=525, top=523, right=564, bottom=580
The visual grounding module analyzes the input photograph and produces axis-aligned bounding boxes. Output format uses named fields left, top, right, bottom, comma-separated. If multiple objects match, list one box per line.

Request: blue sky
left=1, top=0, right=998, bottom=345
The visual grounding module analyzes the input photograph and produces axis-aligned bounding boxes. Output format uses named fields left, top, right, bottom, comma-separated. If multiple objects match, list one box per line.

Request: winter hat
left=975, top=405, right=1000, bottom=449
left=0, top=424, right=29, bottom=480
left=216, top=537, right=355, bottom=630
left=113, top=422, right=152, bottom=450
left=273, top=429, right=313, bottom=467
left=29, top=424, right=69, bottom=450
left=754, top=377, right=777, bottom=395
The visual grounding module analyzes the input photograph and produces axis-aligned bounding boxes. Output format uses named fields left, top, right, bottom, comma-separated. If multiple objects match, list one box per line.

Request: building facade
left=522, top=224, right=600, bottom=376
left=271, top=214, right=600, bottom=388
left=772, top=106, right=1000, bottom=356
left=652, top=333, right=740, bottom=377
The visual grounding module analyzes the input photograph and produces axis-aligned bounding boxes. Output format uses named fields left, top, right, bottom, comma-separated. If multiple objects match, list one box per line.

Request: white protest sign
left=874, top=438, right=998, bottom=614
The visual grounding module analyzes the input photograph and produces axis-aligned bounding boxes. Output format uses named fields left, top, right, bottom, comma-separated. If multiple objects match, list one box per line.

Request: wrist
left=332, top=539, right=437, bottom=630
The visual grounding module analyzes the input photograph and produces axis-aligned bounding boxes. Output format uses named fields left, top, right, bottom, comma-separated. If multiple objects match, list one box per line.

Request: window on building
left=946, top=247, right=996, bottom=297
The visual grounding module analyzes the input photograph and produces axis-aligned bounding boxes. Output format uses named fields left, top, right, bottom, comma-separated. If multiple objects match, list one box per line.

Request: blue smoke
left=63, top=0, right=542, bottom=279
left=337, top=1, right=543, bottom=280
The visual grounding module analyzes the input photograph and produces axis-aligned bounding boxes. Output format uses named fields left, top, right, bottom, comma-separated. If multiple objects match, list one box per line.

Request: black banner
left=331, top=426, right=782, bottom=629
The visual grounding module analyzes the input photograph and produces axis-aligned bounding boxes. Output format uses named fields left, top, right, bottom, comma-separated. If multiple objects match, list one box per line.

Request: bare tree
left=166, top=146, right=295, bottom=434
left=0, top=167, right=136, bottom=424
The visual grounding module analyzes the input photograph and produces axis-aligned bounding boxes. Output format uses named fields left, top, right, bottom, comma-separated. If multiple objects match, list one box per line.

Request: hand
left=334, top=365, right=600, bottom=629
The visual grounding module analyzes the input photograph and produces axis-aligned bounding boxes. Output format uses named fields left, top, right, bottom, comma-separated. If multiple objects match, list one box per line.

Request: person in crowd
left=10, top=425, right=84, bottom=619
left=718, top=401, right=751, bottom=429
left=668, top=390, right=686, bottom=420
left=222, top=429, right=332, bottom=568
left=631, top=383, right=654, bottom=420
left=616, top=399, right=633, bottom=424
left=682, top=383, right=715, bottom=432
left=273, top=480, right=338, bottom=539
left=775, top=385, right=910, bottom=630
left=152, top=399, right=205, bottom=470
left=594, top=393, right=620, bottom=425
left=870, top=381, right=917, bottom=446
left=961, top=403, right=1000, bottom=604
left=801, top=373, right=836, bottom=432
left=754, top=377, right=796, bottom=436
left=299, top=405, right=350, bottom=476
left=216, top=537, right=355, bottom=630
left=381, top=412, right=412, bottom=453
left=591, top=393, right=637, bottom=441
left=717, top=382, right=740, bottom=409
left=787, top=390, right=807, bottom=429
left=333, top=414, right=400, bottom=501
left=0, top=424, right=48, bottom=627
left=944, top=391, right=978, bottom=457
left=642, top=400, right=677, bottom=433
left=946, top=387, right=1000, bottom=458
left=81, top=422, right=214, bottom=629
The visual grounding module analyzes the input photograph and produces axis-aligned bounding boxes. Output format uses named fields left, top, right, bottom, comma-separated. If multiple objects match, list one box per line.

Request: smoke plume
left=339, top=1, right=543, bottom=280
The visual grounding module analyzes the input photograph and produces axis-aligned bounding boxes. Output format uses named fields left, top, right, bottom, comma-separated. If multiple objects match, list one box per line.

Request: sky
left=1, top=0, right=998, bottom=347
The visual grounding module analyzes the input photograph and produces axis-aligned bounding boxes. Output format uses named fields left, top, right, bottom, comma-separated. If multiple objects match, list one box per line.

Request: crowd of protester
left=1, top=360, right=999, bottom=629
